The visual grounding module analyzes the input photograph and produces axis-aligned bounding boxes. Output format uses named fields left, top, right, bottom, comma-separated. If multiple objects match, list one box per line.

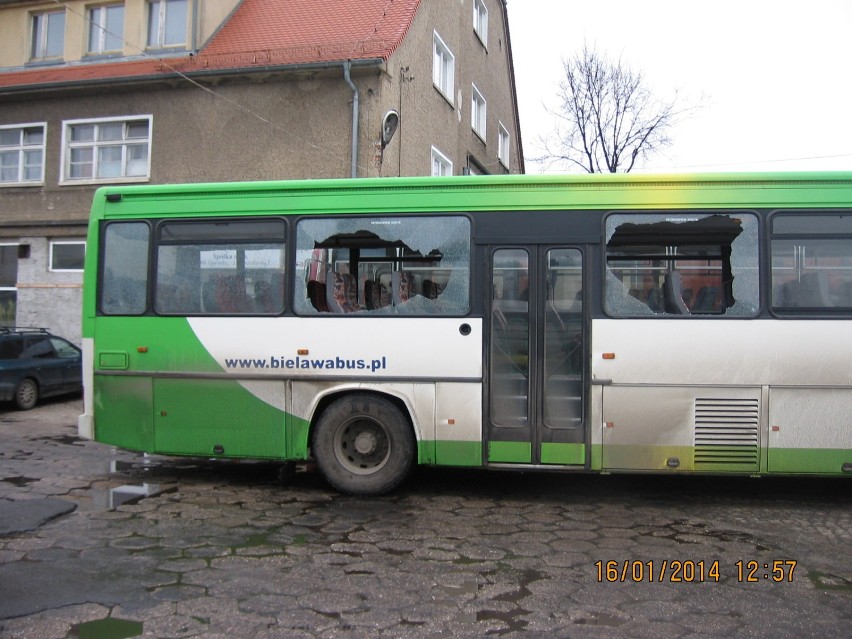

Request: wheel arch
left=308, top=386, right=415, bottom=454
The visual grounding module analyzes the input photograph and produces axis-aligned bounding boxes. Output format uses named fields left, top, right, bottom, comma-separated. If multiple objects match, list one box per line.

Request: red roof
left=0, top=0, right=421, bottom=90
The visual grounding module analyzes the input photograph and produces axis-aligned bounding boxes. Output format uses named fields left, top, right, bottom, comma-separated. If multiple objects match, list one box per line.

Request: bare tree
left=538, top=46, right=688, bottom=173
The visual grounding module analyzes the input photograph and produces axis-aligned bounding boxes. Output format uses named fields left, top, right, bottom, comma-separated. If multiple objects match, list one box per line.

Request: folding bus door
left=486, top=246, right=586, bottom=466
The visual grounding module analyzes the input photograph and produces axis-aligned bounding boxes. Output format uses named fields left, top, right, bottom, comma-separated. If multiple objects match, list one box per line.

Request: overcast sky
left=507, top=0, right=852, bottom=173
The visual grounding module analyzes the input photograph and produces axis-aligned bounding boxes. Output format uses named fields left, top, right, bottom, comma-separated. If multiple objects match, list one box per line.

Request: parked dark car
left=0, top=328, right=82, bottom=410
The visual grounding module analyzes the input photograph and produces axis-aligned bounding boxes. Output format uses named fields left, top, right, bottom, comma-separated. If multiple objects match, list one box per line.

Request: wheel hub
left=353, top=431, right=377, bottom=455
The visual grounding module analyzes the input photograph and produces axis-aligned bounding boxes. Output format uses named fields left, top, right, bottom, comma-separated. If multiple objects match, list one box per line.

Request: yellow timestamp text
left=594, top=559, right=797, bottom=583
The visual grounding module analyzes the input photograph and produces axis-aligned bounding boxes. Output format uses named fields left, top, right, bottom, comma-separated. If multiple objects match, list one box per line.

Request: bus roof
left=91, top=172, right=852, bottom=219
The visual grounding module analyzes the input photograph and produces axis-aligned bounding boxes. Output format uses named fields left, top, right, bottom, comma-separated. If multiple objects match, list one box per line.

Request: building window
left=50, top=241, right=86, bottom=272
left=89, top=4, right=124, bottom=54
left=473, top=0, right=488, bottom=46
left=432, top=31, right=455, bottom=104
left=498, top=123, right=511, bottom=167
left=431, top=147, right=453, bottom=176
left=471, top=85, right=487, bottom=140
left=61, top=116, right=152, bottom=184
left=147, top=0, right=187, bottom=49
left=0, top=124, right=45, bottom=185
left=31, top=10, right=65, bottom=60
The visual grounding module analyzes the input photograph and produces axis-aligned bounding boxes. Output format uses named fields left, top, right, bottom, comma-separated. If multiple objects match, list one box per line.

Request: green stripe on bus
left=768, top=448, right=851, bottom=474
left=541, top=443, right=585, bottom=465
left=488, top=441, right=532, bottom=463
left=434, top=440, right=482, bottom=467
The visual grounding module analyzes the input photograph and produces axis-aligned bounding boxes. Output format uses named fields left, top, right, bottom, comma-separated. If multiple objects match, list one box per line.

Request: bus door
left=486, top=247, right=586, bottom=466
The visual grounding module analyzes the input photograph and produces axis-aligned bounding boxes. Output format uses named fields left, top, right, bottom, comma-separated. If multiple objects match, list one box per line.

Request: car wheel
left=313, top=394, right=415, bottom=496
left=14, top=378, right=39, bottom=410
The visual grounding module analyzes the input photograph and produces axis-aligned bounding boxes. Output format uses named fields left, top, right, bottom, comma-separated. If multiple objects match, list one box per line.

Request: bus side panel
left=601, top=385, right=695, bottom=472
left=435, top=382, right=482, bottom=467
left=601, top=385, right=762, bottom=473
left=153, top=378, right=287, bottom=458
left=768, top=388, right=852, bottom=474
left=93, top=375, right=153, bottom=451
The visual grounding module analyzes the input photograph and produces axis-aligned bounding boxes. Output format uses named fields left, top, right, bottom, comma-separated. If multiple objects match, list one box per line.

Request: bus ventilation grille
left=694, top=398, right=759, bottom=471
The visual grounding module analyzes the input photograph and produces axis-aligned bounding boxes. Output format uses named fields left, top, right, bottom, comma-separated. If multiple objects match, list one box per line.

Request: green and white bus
left=79, top=173, right=852, bottom=494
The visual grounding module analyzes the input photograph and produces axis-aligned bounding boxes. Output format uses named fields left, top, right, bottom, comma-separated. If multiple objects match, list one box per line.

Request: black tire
left=313, top=394, right=415, bottom=496
left=14, top=378, right=38, bottom=410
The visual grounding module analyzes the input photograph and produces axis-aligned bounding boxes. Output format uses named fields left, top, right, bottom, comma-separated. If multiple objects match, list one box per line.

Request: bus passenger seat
left=423, top=279, right=438, bottom=299
left=693, top=285, right=720, bottom=312
left=327, top=272, right=359, bottom=313
left=663, top=272, right=689, bottom=314
left=364, top=281, right=389, bottom=310
left=798, top=272, right=832, bottom=307
left=645, top=287, right=663, bottom=312
left=254, top=281, right=274, bottom=313
left=202, top=280, right=219, bottom=313
left=307, top=280, right=329, bottom=313
left=217, top=275, right=249, bottom=313
left=392, top=271, right=415, bottom=306
left=365, top=281, right=378, bottom=309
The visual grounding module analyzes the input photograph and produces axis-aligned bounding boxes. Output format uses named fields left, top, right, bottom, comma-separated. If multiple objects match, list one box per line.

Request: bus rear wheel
left=313, top=394, right=415, bottom=496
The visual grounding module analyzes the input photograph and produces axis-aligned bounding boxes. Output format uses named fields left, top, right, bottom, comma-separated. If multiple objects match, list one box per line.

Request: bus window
left=155, top=219, right=285, bottom=315
left=771, top=213, right=852, bottom=312
left=604, top=213, right=759, bottom=317
left=101, top=222, right=150, bottom=315
left=294, top=216, right=470, bottom=315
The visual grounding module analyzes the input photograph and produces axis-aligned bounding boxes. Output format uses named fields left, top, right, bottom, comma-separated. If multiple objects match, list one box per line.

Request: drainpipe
left=343, top=60, right=359, bottom=178
left=191, top=0, right=199, bottom=52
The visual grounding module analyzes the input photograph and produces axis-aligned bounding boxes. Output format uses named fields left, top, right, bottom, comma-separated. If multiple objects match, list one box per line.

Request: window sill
left=59, top=176, right=151, bottom=187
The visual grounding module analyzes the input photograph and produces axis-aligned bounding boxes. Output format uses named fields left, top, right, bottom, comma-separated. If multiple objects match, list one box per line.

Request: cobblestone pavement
left=0, top=398, right=850, bottom=639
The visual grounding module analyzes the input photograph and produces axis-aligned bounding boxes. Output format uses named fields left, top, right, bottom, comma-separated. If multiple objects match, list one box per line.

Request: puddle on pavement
left=0, top=475, right=39, bottom=487
left=640, top=520, right=771, bottom=551
left=809, top=571, right=852, bottom=591
left=573, top=611, right=628, bottom=627
left=35, top=434, right=84, bottom=446
left=68, top=617, right=143, bottom=639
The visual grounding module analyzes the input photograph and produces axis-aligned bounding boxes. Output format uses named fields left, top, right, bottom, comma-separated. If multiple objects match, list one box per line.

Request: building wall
left=380, top=0, right=522, bottom=176
left=15, top=236, right=83, bottom=343
left=0, top=0, right=240, bottom=68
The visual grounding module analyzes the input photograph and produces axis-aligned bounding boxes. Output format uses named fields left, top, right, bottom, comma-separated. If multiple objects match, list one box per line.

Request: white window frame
left=88, top=4, right=125, bottom=55
left=49, top=241, right=86, bottom=273
left=473, top=0, right=488, bottom=47
left=0, top=123, right=46, bottom=186
left=471, top=84, right=487, bottom=141
left=30, top=9, right=65, bottom=60
left=60, top=115, right=153, bottom=185
left=147, top=0, right=188, bottom=49
left=498, top=122, right=511, bottom=167
left=431, top=146, right=453, bottom=176
left=432, top=31, right=455, bottom=105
